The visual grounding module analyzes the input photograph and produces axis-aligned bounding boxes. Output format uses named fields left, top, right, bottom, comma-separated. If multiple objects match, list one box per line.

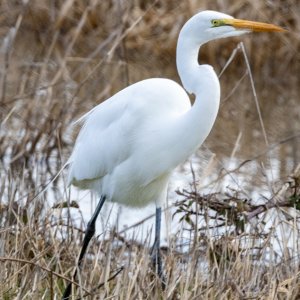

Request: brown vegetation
left=0, top=0, right=299, bottom=299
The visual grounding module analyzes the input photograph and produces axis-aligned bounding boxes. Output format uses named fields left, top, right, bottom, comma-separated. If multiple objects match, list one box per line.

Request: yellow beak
left=223, top=18, right=287, bottom=32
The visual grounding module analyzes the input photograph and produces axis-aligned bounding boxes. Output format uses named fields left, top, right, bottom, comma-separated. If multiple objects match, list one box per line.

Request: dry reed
left=0, top=0, right=300, bottom=299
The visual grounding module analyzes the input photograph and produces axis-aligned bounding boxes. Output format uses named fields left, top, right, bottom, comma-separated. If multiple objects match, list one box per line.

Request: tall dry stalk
left=0, top=0, right=299, bottom=299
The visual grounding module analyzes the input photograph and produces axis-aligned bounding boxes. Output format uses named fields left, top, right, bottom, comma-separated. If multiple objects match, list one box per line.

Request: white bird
left=62, top=10, right=285, bottom=299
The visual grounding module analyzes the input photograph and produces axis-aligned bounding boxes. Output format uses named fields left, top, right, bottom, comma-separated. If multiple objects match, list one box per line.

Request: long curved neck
left=173, top=29, right=221, bottom=158
left=176, top=27, right=220, bottom=97
left=176, top=36, right=201, bottom=95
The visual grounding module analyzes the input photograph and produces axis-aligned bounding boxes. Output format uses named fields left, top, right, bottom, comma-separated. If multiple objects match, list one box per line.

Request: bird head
left=181, top=10, right=286, bottom=44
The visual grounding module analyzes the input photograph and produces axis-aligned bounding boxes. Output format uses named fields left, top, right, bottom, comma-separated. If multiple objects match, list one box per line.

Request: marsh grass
left=1, top=0, right=300, bottom=299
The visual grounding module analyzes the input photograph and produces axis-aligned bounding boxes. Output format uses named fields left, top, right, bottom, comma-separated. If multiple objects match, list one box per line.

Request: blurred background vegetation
left=0, top=0, right=299, bottom=299
left=0, top=0, right=299, bottom=166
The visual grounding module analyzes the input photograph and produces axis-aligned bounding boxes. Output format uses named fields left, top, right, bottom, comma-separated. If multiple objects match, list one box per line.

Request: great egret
left=62, top=10, right=285, bottom=299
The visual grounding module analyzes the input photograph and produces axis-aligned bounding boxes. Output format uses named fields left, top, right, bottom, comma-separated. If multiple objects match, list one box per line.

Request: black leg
left=151, top=206, right=165, bottom=284
left=62, top=195, right=106, bottom=300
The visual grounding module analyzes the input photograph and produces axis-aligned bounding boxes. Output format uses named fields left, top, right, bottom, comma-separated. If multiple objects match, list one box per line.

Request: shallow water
left=1, top=88, right=299, bottom=253
left=45, top=141, right=299, bottom=260
left=1, top=29, right=299, bottom=263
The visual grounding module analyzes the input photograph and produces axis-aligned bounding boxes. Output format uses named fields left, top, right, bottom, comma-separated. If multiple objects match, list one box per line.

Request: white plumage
left=62, top=10, right=285, bottom=299
left=68, top=78, right=191, bottom=207
left=67, top=10, right=284, bottom=209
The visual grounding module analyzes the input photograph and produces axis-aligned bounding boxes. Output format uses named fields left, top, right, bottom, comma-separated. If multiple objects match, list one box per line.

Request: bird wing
left=67, top=78, right=191, bottom=189
left=68, top=92, right=134, bottom=186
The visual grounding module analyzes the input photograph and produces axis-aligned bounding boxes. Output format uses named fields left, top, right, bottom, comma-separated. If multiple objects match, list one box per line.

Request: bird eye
left=211, top=19, right=221, bottom=27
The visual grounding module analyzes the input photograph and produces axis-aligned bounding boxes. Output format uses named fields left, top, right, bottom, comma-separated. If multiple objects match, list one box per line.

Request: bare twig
left=0, top=256, right=92, bottom=295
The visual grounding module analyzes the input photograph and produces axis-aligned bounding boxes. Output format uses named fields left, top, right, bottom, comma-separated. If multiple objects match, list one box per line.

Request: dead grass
left=0, top=0, right=300, bottom=299
left=1, top=165, right=300, bottom=299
